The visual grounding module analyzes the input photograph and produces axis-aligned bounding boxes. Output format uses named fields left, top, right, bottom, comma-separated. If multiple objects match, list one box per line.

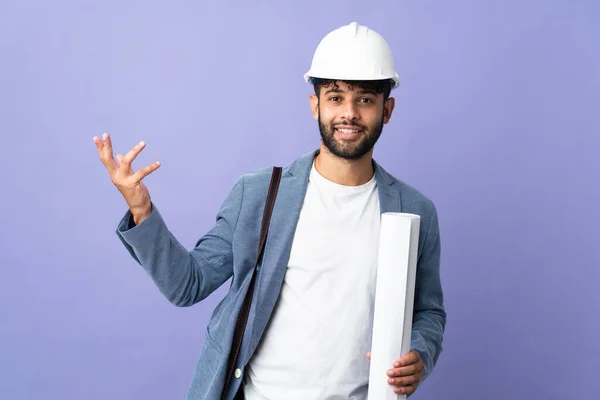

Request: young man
left=93, top=22, right=445, bottom=400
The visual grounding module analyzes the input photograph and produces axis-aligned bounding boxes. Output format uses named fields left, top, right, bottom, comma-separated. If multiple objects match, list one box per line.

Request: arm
left=410, top=205, right=446, bottom=382
left=115, top=176, right=245, bottom=307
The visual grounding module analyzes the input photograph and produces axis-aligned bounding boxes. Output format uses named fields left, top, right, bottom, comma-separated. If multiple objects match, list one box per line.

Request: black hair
left=312, top=78, right=393, bottom=100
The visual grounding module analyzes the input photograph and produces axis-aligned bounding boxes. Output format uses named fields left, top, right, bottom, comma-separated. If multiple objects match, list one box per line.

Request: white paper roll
left=368, top=212, right=420, bottom=400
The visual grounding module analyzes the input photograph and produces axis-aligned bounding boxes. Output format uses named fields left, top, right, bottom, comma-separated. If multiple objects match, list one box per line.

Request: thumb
left=366, top=352, right=371, bottom=360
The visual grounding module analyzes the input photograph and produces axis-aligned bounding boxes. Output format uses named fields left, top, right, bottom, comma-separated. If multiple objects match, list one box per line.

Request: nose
left=342, top=100, right=360, bottom=121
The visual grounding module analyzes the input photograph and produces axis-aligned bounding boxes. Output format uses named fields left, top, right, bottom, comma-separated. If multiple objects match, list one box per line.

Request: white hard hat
left=304, top=22, right=400, bottom=89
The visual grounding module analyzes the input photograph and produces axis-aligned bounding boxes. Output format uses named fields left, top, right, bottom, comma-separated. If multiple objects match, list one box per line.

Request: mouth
left=334, top=125, right=363, bottom=140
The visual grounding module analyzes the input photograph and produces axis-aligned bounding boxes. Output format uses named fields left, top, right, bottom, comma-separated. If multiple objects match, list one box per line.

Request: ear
left=383, top=97, right=395, bottom=124
left=310, top=94, right=319, bottom=121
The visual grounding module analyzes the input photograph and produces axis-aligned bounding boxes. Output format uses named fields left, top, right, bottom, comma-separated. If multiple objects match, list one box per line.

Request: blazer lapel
left=247, top=150, right=315, bottom=358
left=374, top=159, right=403, bottom=214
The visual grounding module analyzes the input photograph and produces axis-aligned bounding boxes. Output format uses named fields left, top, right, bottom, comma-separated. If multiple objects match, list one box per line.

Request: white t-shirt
left=243, top=161, right=381, bottom=400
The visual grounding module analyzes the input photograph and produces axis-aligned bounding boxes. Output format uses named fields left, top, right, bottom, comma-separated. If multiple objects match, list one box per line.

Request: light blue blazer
left=116, top=149, right=446, bottom=400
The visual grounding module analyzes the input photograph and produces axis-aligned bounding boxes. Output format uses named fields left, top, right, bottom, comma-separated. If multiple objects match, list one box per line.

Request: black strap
left=221, top=166, right=282, bottom=399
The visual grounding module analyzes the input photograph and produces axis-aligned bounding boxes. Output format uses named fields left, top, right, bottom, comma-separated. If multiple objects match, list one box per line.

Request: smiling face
left=310, top=80, right=395, bottom=160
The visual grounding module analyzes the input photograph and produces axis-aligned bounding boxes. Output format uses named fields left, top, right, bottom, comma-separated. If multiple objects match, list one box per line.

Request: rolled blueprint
left=368, top=212, right=420, bottom=400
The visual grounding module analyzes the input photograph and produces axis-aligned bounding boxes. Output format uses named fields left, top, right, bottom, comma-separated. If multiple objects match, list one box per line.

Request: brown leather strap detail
left=221, top=166, right=282, bottom=399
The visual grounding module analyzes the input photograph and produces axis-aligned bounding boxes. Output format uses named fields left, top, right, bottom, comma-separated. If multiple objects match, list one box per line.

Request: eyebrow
left=324, top=88, right=377, bottom=95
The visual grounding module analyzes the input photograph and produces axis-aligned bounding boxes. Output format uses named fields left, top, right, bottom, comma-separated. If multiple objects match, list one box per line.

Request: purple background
left=1, top=1, right=599, bottom=399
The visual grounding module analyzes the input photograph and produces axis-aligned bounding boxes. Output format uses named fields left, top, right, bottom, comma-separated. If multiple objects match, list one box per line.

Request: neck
left=314, top=144, right=375, bottom=186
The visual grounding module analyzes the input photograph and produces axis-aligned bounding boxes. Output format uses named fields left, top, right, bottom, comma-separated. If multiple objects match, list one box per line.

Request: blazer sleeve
left=410, top=204, right=447, bottom=382
left=115, top=176, right=245, bottom=307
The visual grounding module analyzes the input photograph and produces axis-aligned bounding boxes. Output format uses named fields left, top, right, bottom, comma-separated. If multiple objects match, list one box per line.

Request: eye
left=329, top=96, right=340, bottom=102
left=359, top=98, right=373, bottom=103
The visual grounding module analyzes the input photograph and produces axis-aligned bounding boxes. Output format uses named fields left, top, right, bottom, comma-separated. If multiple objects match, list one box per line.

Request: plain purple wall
left=1, top=1, right=598, bottom=399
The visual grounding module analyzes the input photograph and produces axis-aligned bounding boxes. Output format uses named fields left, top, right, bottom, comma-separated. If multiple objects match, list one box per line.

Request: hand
left=366, top=350, right=424, bottom=396
left=93, top=133, right=160, bottom=224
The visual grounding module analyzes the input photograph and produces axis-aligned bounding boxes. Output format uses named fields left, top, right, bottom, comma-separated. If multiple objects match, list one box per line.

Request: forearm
left=116, top=177, right=243, bottom=307
left=410, top=306, right=446, bottom=380
left=116, top=204, right=221, bottom=306
left=410, top=204, right=446, bottom=381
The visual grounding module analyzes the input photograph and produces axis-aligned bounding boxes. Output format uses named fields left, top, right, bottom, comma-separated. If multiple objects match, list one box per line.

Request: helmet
left=304, top=22, right=400, bottom=89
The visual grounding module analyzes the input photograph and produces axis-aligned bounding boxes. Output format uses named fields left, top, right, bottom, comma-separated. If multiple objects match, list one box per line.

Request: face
left=310, top=80, right=395, bottom=160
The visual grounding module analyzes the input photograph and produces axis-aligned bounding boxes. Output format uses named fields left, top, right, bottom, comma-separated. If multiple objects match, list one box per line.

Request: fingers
left=94, top=134, right=160, bottom=189
left=93, top=134, right=155, bottom=176
left=387, top=350, right=424, bottom=393
left=392, top=383, right=418, bottom=396
left=387, top=365, right=422, bottom=395
left=131, top=161, right=161, bottom=182
left=388, top=364, right=420, bottom=378
left=101, top=133, right=117, bottom=170
left=122, top=140, right=147, bottom=167
left=93, top=136, right=102, bottom=149
left=395, top=350, right=420, bottom=367
left=367, top=350, right=421, bottom=395
left=93, top=133, right=117, bottom=172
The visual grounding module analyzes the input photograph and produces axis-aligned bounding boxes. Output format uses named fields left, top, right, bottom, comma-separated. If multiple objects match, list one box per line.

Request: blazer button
left=235, top=368, right=242, bottom=379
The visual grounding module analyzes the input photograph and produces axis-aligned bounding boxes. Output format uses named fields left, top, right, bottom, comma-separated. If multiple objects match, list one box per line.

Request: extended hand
left=366, top=350, right=424, bottom=396
left=93, top=133, right=160, bottom=224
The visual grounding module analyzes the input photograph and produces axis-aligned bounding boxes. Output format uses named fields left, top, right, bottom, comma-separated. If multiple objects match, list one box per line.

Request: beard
left=318, top=111, right=384, bottom=160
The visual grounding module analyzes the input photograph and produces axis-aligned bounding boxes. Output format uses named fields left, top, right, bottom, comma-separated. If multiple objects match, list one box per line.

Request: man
left=93, top=22, right=445, bottom=400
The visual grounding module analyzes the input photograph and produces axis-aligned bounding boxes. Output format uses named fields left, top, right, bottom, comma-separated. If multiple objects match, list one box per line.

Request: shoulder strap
left=222, top=166, right=282, bottom=399
left=255, top=166, right=283, bottom=265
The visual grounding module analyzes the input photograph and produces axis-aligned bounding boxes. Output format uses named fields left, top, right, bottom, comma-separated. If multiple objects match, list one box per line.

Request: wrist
left=131, top=204, right=151, bottom=225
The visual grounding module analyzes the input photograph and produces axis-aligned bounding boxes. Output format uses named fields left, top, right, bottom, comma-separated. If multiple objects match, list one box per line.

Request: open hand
left=93, top=133, right=160, bottom=224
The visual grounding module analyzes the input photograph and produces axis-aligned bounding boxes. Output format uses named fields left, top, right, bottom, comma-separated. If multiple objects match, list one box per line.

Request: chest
left=287, top=184, right=381, bottom=279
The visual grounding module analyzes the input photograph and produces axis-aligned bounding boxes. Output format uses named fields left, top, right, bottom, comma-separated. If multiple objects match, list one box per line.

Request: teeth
left=338, top=129, right=359, bottom=134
